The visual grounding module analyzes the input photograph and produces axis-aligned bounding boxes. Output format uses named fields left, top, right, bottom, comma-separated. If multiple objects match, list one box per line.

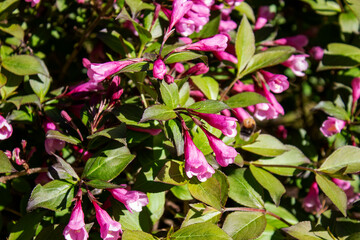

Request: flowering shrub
left=1, top=0, right=360, bottom=239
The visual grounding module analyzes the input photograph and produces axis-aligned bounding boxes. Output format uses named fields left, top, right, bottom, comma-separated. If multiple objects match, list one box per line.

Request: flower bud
left=320, top=117, right=346, bottom=137
left=302, top=182, right=322, bottom=213
left=351, top=77, right=360, bottom=104
left=185, top=63, right=209, bottom=76
left=194, top=112, right=238, bottom=137
left=164, top=74, right=174, bottom=84
left=153, top=59, right=167, bottom=79
left=309, top=46, right=324, bottom=61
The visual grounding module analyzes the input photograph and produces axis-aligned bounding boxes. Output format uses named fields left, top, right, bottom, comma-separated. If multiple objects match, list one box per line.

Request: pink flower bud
left=153, top=59, right=167, bottom=79
left=108, top=187, right=149, bottom=213
left=173, top=62, right=185, bottom=73
left=213, top=51, right=238, bottom=64
left=219, top=20, right=237, bottom=34
left=352, top=77, right=360, bottom=104
left=258, top=82, right=284, bottom=115
left=309, top=46, right=324, bottom=61
left=195, top=112, right=238, bottom=137
left=5, top=150, right=12, bottom=159
left=25, top=0, right=40, bottom=7
left=169, top=0, right=194, bottom=30
left=177, top=34, right=228, bottom=52
left=276, top=125, right=288, bottom=139
left=254, top=6, right=275, bottom=30
left=184, top=131, right=215, bottom=182
left=67, top=81, right=104, bottom=96
left=12, top=148, right=25, bottom=166
left=164, top=74, right=174, bottom=84
left=332, top=178, right=360, bottom=205
left=302, top=182, right=322, bottom=213
left=108, top=76, right=123, bottom=106
left=260, top=70, right=289, bottom=93
left=232, top=108, right=251, bottom=122
left=63, top=200, right=88, bottom=240
left=282, top=54, right=309, bottom=77
left=0, top=115, right=12, bottom=140
left=232, top=81, right=255, bottom=93
left=320, top=117, right=346, bottom=137
left=61, top=110, right=72, bottom=122
left=274, top=35, right=309, bottom=51
left=93, top=202, right=122, bottom=240
left=179, top=37, right=192, bottom=44
left=185, top=63, right=209, bottom=76
left=202, top=128, right=238, bottom=167
left=175, top=18, right=196, bottom=36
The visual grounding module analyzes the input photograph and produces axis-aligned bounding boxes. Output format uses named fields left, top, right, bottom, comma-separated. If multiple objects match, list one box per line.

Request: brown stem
left=58, top=0, right=114, bottom=82
left=224, top=207, right=292, bottom=226
left=0, top=167, right=48, bottom=183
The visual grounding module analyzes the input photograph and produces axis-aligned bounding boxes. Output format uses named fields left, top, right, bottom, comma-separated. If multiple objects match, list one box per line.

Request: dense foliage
left=1, top=0, right=360, bottom=239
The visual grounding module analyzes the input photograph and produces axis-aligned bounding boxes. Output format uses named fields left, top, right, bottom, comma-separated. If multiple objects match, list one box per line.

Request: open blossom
left=273, top=34, right=309, bottom=51
left=25, top=0, right=40, bottom=7
left=303, top=182, right=322, bottom=213
left=332, top=179, right=360, bottom=206
left=63, top=200, right=88, bottom=240
left=202, top=128, right=237, bottom=167
left=0, top=115, right=12, bottom=140
left=93, top=202, right=122, bottom=240
left=194, top=112, right=238, bottom=137
left=169, top=0, right=194, bottom=31
left=258, top=82, right=284, bottom=115
left=83, top=58, right=143, bottom=82
left=184, top=131, right=215, bottom=182
left=153, top=59, right=167, bottom=79
left=309, top=46, right=324, bottom=61
left=176, top=34, right=228, bottom=52
left=254, top=103, right=278, bottom=120
left=260, top=70, right=289, bottom=93
left=320, top=117, right=346, bottom=137
left=282, top=54, right=309, bottom=77
left=254, top=6, right=275, bottom=30
left=108, top=187, right=149, bottom=213
left=351, top=77, right=360, bottom=104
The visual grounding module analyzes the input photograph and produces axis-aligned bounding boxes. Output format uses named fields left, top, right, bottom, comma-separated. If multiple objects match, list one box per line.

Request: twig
left=0, top=167, right=48, bottom=183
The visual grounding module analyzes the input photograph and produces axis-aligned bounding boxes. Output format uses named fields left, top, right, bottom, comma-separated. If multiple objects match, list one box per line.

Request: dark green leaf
left=82, top=142, right=135, bottom=181
left=155, top=160, right=187, bottom=185
left=242, top=134, right=288, bottom=157
left=191, top=75, right=219, bottom=100
left=170, top=222, right=232, bottom=240
left=319, top=43, right=360, bottom=70
left=125, top=0, right=153, bottom=16
left=0, top=150, right=16, bottom=173
left=115, top=104, right=152, bottom=128
left=8, top=94, right=40, bottom=109
left=160, top=81, right=179, bottom=109
left=140, top=104, right=177, bottom=122
left=188, top=100, right=230, bottom=114
left=166, top=120, right=184, bottom=156
left=316, top=174, right=347, bottom=216
left=0, top=0, right=20, bottom=21
left=222, top=212, right=267, bottom=240
left=87, top=123, right=127, bottom=144
left=182, top=203, right=221, bottom=227
left=225, top=92, right=268, bottom=108
left=27, top=180, right=75, bottom=211
left=9, top=211, right=45, bottom=240
left=2, top=55, right=48, bottom=76
left=0, top=23, right=24, bottom=40
left=119, top=62, right=150, bottom=73
left=0, top=69, right=23, bottom=99
left=86, top=179, right=124, bottom=189
left=53, top=154, right=79, bottom=180
left=165, top=52, right=205, bottom=64
left=313, top=101, right=350, bottom=121
left=29, top=72, right=51, bottom=103
left=46, top=130, right=80, bottom=145
left=250, top=165, right=285, bottom=206
left=228, top=168, right=264, bottom=209
left=236, top=15, right=255, bottom=74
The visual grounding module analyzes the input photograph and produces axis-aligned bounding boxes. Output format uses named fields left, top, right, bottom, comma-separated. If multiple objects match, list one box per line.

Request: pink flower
left=169, top=0, right=194, bottom=30
left=351, top=77, right=360, bottom=104
left=258, top=82, right=284, bottom=115
left=282, top=54, right=309, bottom=77
left=108, top=187, right=149, bottom=213
left=332, top=179, right=360, bottom=205
left=260, top=70, right=289, bottom=93
left=232, top=81, right=255, bottom=93
left=25, top=0, right=40, bottom=7
left=184, top=131, right=215, bottom=182
left=185, top=63, right=209, bottom=75
left=273, top=35, right=309, bottom=51
left=213, top=51, right=238, bottom=64
left=175, top=18, right=196, bottom=36
left=12, top=148, right=25, bottom=165
left=302, top=182, right=322, bottom=213
left=153, top=59, right=167, bottom=79
left=232, top=108, right=251, bottom=122
left=276, top=125, right=288, bottom=139
left=173, top=62, right=185, bottom=73
left=108, top=76, right=123, bottom=106
left=194, top=112, right=238, bottom=137
left=219, top=19, right=237, bottom=34
left=254, top=6, right=275, bottom=30
left=63, top=200, right=88, bottom=240
left=176, top=34, right=228, bottom=52
left=254, top=103, right=278, bottom=120
left=93, top=202, right=122, bottom=240
left=164, top=74, right=174, bottom=84
left=309, top=46, right=324, bottom=61
left=202, top=128, right=238, bottom=167
left=0, top=115, right=12, bottom=140
left=320, top=117, right=346, bottom=137
left=67, top=81, right=104, bottom=96
left=83, top=58, right=144, bottom=82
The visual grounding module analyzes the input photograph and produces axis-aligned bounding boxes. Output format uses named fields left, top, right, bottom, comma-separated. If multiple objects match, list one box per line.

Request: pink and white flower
left=108, top=187, right=149, bottom=213
left=176, top=34, right=228, bottom=52
left=309, top=46, right=324, bottom=61
left=302, top=182, right=322, bottom=213
left=194, top=112, right=238, bottom=137
left=254, top=6, right=275, bottom=30
left=282, top=54, right=309, bottom=77
left=320, top=117, right=346, bottom=137
left=93, top=202, right=122, bottom=240
left=0, top=115, right=12, bottom=140
left=260, top=70, right=289, bottom=93
left=63, top=200, right=88, bottom=240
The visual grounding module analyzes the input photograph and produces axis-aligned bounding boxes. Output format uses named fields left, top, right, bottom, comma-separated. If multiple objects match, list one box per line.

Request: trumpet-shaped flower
left=93, top=202, right=122, bottom=240
left=302, top=182, right=322, bottom=213
left=194, top=112, right=238, bottom=137
left=0, top=115, right=12, bottom=140
left=282, top=54, right=309, bottom=77
left=351, top=77, right=360, bottom=104
left=63, top=200, right=88, bottom=240
left=320, top=117, right=346, bottom=137
left=260, top=70, right=289, bottom=93
left=176, top=34, right=228, bottom=52
left=108, top=187, right=149, bottom=213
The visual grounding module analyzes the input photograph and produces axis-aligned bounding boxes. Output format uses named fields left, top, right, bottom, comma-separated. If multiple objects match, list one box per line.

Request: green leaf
left=222, top=212, right=267, bottom=240
left=284, top=221, right=333, bottom=240
left=165, top=52, right=205, bottom=64
left=318, top=146, right=360, bottom=174
left=188, top=100, right=230, bottom=114
left=122, top=230, right=158, bottom=240
left=339, top=11, right=359, bottom=33
left=82, top=142, right=135, bottom=181
left=170, top=222, right=232, bottom=240
left=249, top=165, right=285, bottom=206
left=27, top=180, right=75, bottom=211
left=53, top=154, right=79, bottom=180
left=140, top=104, right=177, bottom=122
left=125, top=0, right=153, bottom=16
left=179, top=82, right=190, bottom=107
left=133, top=21, right=152, bottom=45
left=241, top=46, right=295, bottom=77
left=301, top=0, right=341, bottom=16
left=119, top=62, right=150, bottom=73
left=227, top=168, right=264, bottom=209
left=319, top=43, right=360, bottom=70
left=188, top=170, right=229, bottom=211
left=166, top=119, right=184, bottom=156
left=87, top=123, right=127, bottom=143
left=182, top=203, right=221, bottom=228
left=234, top=2, right=255, bottom=22
left=98, top=32, right=135, bottom=57
left=0, top=150, right=16, bottom=173
left=0, top=69, right=23, bottom=99
left=29, top=70, right=51, bottom=103
left=0, top=0, right=19, bottom=21
left=225, top=92, right=268, bottom=108
left=86, top=179, right=123, bottom=189
left=9, top=211, right=45, bottom=240
left=345, top=0, right=360, bottom=20
left=236, top=15, right=255, bottom=74
left=191, top=75, right=219, bottom=100
left=115, top=104, right=152, bottom=128
left=0, top=23, right=24, bottom=40
left=242, top=134, right=288, bottom=157
left=264, top=203, right=298, bottom=227
left=313, top=101, right=350, bottom=121
left=46, top=130, right=80, bottom=145
left=0, top=72, right=7, bottom=88
left=316, top=174, right=347, bottom=216
left=156, top=160, right=187, bottom=185
left=254, top=145, right=310, bottom=176
left=8, top=94, right=40, bottom=109
left=171, top=185, right=193, bottom=201
left=160, top=81, right=180, bottom=109
left=147, top=192, right=166, bottom=224
left=2, top=55, right=48, bottom=76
